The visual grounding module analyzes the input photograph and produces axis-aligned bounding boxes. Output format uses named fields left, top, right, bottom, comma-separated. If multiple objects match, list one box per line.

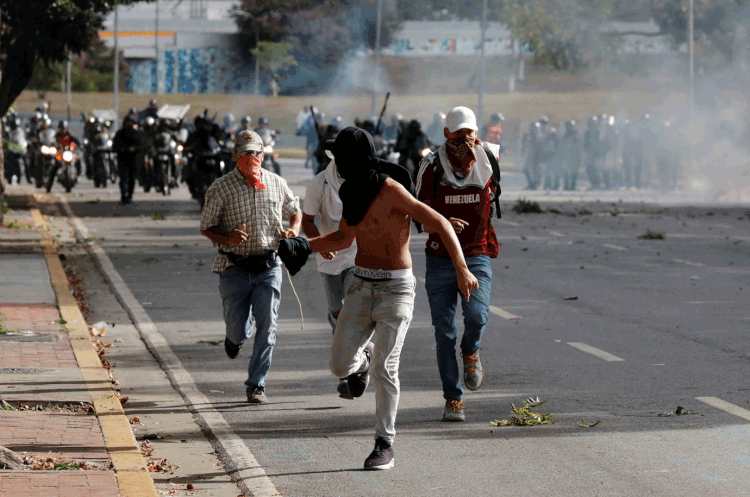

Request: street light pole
left=478, top=0, right=488, bottom=128
left=254, top=20, right=260, bottom=96
left=155, top=0, right=160, bottom=94
left=113, top=3, right=119, bottom=132
left=688, top=0, right=694, bottom=120
left=371, top=0, right=383, bottom=117
left=66, top=54, right=72, bottom=123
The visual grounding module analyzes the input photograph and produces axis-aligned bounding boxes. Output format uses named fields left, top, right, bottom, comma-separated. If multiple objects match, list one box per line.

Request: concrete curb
left=53, top=195, right=282, bottom=497
left=29, top=207, right=158, bottom=497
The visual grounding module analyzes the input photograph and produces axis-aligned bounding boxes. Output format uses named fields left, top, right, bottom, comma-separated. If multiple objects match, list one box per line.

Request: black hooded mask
left=335, top=127, right=415, bottom=226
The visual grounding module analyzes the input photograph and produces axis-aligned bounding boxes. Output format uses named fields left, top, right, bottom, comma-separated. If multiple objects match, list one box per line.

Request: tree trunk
left=0, top=102, right=4, bottom=227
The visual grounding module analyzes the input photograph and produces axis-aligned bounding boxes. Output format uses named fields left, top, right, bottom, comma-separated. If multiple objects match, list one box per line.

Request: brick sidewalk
left=0, top=196, right=157, bottom=497
left=0, top=412, right=107, bottom=460
left=0, top=471, right=120, bottom=497
left=0, top=304, right=65, bottom=333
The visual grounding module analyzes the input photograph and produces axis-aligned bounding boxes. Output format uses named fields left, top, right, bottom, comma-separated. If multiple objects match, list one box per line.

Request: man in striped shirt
left=200, top=130, right=301, bottom=404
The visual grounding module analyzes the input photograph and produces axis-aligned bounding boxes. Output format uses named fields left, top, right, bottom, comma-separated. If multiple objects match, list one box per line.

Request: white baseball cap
left=445, top=106, right=478, bottom=133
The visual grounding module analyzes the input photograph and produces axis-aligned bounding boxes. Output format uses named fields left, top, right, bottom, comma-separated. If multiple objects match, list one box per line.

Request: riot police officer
left=559, top=120, right=581, bottom=191
left=523, top=122, right=542, bottom=190
left=583, top=115, right=600, bottom=189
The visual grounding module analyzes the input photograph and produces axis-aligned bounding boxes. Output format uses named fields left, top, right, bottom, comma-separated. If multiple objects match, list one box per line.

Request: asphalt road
left=49, top=158, right=750, bottom=496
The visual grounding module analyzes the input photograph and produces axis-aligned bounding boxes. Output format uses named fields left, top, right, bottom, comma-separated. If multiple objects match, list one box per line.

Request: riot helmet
left=490, top=112, right=504, bottom=123
left=564, top=120, right=576, bottom=133
left=539, top=115, right=550, bottom=125
left=392, top=114, right=404, bottom=126
left=58, top=120, right=68, bottom=130
left=258, top=117, right=269, bottom=126
left=330, top=116, right=342, bottom=127
left=223, top=114, right=235, bottom=129
left=240, top=116, right=252, bottom=129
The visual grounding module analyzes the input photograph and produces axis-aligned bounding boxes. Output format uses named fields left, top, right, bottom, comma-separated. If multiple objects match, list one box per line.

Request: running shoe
left=461, top=351, right=484, bottom=391
left=442, top=399, right=466, bottom=422
left=364, top=438, right=394, bottom=470
left=347, top=344, right=373, bottom=398
left=246, top=387, right=267, bottom=404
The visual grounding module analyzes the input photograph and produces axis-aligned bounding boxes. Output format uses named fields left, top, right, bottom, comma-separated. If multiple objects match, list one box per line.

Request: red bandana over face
left=446, top=135, right=477, bottom=176
left=237, top=154, right=265, bottom=189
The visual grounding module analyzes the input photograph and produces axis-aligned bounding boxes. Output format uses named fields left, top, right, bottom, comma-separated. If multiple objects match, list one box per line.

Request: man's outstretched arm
left=385, top=179, right=478, bottom=301
left=308, top=219, right=356, bottom=254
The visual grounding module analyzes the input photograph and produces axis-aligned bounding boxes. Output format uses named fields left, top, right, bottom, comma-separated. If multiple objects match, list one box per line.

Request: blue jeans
left=219, top=261, right=282, bottom=391
left=320, top=267, right=355, bottom=334
left=425, top=254, right=492, bottom=401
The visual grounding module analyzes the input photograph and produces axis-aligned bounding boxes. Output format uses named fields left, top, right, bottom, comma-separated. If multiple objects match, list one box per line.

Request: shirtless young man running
left=282, top=127, right=477, bottom=471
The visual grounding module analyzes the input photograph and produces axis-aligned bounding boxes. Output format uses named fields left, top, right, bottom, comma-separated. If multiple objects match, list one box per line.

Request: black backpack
left=431, top=142, right=502, bottom=218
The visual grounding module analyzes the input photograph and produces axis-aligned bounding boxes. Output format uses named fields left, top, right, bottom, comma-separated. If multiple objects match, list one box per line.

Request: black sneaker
left=337, top=379, right=353, bottom=400
left=224, top=337, right=243, bottom=359
left=347, top=344, right=373, bottom=398
left=364, top=438, right=394, bottom=470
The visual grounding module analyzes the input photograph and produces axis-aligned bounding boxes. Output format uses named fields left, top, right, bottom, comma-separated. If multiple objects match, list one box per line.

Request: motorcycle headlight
left=177, top=144, right=184, bottom=152
left=41, top=145, right=49, bottom=155
left=421, top=148, right=431, bottom=157
left=263, top=145, right=273, bottom=154
left=83, top=139, right=89, bottom=146
left=62, top=151, right=74, bottom=162
left=50, top=147, right=57, bottom=156
left=107, top=140, right=113, bottom=148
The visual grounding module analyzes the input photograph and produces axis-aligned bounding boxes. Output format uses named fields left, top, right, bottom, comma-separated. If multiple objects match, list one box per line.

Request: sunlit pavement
left=33, top=156, right=750, bottom=496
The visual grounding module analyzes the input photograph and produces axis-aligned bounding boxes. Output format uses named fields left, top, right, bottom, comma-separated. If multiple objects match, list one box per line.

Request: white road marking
left=603, top=244, right=627, bottom=251
left=550, top=231, right=566, bottom=237
left=566, top=342, right=625, bottom=362
left=686, top=301, right=735, bottom=304
left=499, top=220, right=521, bottom=227
left=673, top=258, right=704, bottom=267
left=58, top=197, right=281, bottom=497
left=489, top=305, right=521, bottom=320
left=696, top=397, right=750, bottom=422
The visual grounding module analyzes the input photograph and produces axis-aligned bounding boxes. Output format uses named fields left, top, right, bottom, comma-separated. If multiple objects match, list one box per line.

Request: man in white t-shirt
left=302, top=157, right=358, bottom=398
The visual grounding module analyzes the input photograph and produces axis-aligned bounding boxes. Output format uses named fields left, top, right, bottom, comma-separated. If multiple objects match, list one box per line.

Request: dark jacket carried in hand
left=278, top=237, right=312, bottom=276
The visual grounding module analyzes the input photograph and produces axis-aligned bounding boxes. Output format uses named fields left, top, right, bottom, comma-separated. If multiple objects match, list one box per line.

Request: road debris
left=638, top=229, right=665, bottom=240
left=491, top=397, right=553, bottom=427
left=579, top=418, right=601, bottom=428
left=512, top=198, right=544, bottom=214
left=658, top=406, right=699, bottom=417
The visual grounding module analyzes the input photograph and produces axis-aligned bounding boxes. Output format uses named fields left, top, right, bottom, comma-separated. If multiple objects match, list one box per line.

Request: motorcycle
left=257, top=128, right=280, bottom=175
left=153, top=132, right=178, bottom=195
left=4, top=128, right=28, bottom=185
left=53, top=142, right=79, bottom=193
left=36, top=128, right=58, bottom=188
left=91, top=130, right=115, bottom=188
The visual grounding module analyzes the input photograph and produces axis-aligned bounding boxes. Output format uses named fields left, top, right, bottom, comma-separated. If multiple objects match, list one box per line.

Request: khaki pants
left=330, top=275, right=416, bottom=445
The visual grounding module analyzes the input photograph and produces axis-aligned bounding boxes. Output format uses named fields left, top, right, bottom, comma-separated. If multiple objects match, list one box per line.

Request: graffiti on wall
left=126, top=48, right=256, bottom=94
